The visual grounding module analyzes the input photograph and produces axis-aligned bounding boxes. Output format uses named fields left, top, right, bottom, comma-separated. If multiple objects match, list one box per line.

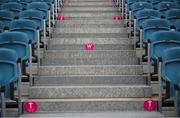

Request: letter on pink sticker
left=144, top=99, right=156, bottom=112
left=24, top=100, right=38, bottom=113
left=58, top=16, right=65, bottom=22
left=85, top=43, right=95, bottom=51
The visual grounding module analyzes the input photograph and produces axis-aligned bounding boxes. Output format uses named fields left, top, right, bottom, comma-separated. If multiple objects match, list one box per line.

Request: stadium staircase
left=20, top=0, right=164, bottom=117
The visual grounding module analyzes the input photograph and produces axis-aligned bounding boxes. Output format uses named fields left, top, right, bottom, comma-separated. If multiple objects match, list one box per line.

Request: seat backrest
left=1, top=2, right=22, bottom=17
left=0, top=48, right=18, bottom=98
left=135, top=9, right=161, bottom=30
left=150, top=31, right=180, bottom=61
left=27, top=2, right=49, bottom=20
left=9, top=19, right=38, bottom=45
left=19, top=9, right=45, bottom=31
left=131, top=2, right=153, bottom=14
left=158, top=2, right=178, bottom=14
left=0, top=32, right=30, bottom=61
left=18, top=0, right=32, bottom=9
left=142, top=19, right=171, bottom=43
left=162, top=47, right=180, bottom=86
left=0, top=21, right=4, bottom=32
left=127, top=0, right=149, bottom=10
left=0, top=10, right=14, bottom=27
left=165, top=9, right=180, bottom=25
left=175, top=19, right=180, bottom=31
left=31, top=0, right=54, bottom=4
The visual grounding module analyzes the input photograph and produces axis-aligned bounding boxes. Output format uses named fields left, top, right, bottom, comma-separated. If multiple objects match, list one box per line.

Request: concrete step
left=53, top=27, right=126, bottom=34
left=43, top=50, right=137, bottom=59
left=60, top=12, right=119, bottom=18
left=57, top=17, right=122, bottom=20
left=64, top=0, right=111, bottom=1
left=48, top=44, right=132, bottom=50
left=38, top=65, right=144, bottom=76
left=34, top=75, right=147, bottom=86
left=64, top=2, right=113, bottom=6
left=64, top=0, right=112, bottom=2
left=21, top=111, right=164, bottom=118
left=42, top=57, right=139, bottom=65
left=42, top=50, right=139, bottom=65
left=21, top=98, right=158, bottom=112
left=62, top=6, right=117, bottom=11
left=57, top=24, right=124, bottom=28
left=29, top=85, right=152, bottom=98
left=52, top=33, right=128, bottom=38
left=49, top=37, right=130, bottom=45
left=56, top=19, right=123, bottom=25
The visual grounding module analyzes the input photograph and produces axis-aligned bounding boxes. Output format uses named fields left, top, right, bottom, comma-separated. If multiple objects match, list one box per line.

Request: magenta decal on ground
left=24, top=100, right=38, bottom=113
left=108, top=0, right=112, bottom=5
left=84, top=43, right=95, bottom=51
left=57, top=16, right=65, bottom=22
left=113, top=16, right=121, bottom=22
left=65, top=0, right=70, bottom=4
left=144, top=99, right=156, bottom=112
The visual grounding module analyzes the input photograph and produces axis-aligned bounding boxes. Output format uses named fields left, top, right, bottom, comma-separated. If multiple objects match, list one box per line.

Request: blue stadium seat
left=0, top=32, right=30, bottom=63
left=175, top=19, right=180, bottom=32
left=9, top=19, right=39, bottom=48
left=27, top=2, right=50, bottom=22
left=150, top=0, right=162, bottom=9
left=131, top=2, right=153, bottom=15
left=158, top=2, right=178, bottom=14
left=0, top=0, right=8, bottom=5
left=149, top=31, right=180, bottom=64
left=19, top=9, right=45, bottom=32
left=19, top=9, right=47, bottom=47
left=27, top=2, right=52, bottom=35
left=165, top=9, right=180, bottom=26
left=127, top=0, right=149, bottom=11
left=135, top=9, right=161, bottom=31
left=18, top=0, right=32, bottom=9
left=0, top=48, right=18, bottom=98
left=1, top=2, right=22, bottom=17
left=31, top=0, right=54, bottom=7
left=141, top=19, right=171, bottom=46
left=162, top=47, right=180, bottom=97
left=0, top=21, right=4, bottom=32
left=0, top=10, right=14, bottom=28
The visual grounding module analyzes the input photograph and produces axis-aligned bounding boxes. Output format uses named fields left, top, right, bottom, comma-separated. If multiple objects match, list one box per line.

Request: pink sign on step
left=85, top=43, right=95, bottom=51
left=58, top=16, right=65, bottom=22
left=113, top=16, right=121, bottom=22
left=108, top=0, right=112, bottom=5
left=24, top=100, right=38, bottom=113
left=144, top=99, right=156, bottom=112
left=65, top=0, right=70, bottom=4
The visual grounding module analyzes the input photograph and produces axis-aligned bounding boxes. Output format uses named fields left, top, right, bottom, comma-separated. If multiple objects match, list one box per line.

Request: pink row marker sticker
left=108, top=0, right=112, bottom=5
left=57, top=16, right=65, bottom=22
left=113, top=16, right=121, bottom=22
left=84, top=43, right=95, bottom=51
left=144, top=99, right=156, bottom=112
left=65, top=0, right=71, bottom=4
left=24, top=100, right=38, bottom=113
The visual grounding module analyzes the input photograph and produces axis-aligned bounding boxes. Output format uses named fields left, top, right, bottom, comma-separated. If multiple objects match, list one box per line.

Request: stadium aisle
left=19, top=0, right=164, bottom=117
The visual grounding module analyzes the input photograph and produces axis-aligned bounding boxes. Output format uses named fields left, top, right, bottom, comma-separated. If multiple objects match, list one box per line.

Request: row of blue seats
left=0, top=0, right=63, bottom=117
left=116, top=0, right=180, bottom=116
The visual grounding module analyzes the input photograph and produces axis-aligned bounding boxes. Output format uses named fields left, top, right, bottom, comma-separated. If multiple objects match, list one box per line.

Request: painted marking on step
left=82, top=38, right=95, bottom=59
left=144, top=99, right=156, bottom=112
left=113, top=16, right=121, bottom=22
left=108, top=0, right=112, bottom=5
left=65, top=0, right=71, bottom=4
left=24, top=100, right=38, bottom=113
left=85, top=43, right=95, bottom=51
left=58, top=16, right=65, bottom=22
